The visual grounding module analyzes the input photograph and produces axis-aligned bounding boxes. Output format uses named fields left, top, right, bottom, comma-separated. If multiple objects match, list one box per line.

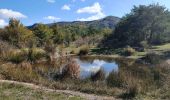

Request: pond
left=33, top=56, right=142, bottom=80
left=75, top=57, right=119, bottom=78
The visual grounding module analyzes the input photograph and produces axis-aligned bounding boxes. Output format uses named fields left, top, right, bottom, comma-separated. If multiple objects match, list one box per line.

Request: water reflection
left=75, top=58, right=118, bottom=78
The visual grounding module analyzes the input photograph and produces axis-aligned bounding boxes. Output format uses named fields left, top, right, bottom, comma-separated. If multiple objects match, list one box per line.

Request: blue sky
left=0, top=0, right=170, bottom=27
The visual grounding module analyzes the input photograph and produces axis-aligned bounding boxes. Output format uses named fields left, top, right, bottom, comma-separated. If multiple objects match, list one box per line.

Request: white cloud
left=77, top=12, right=105, bottom=21
left=81, top=0, right=85, bottom=2
left=0, top=19, right=8, bottom=28
left=61, top=4, right=71, bottom=10
left=44, top=16, right=60, bottom=21
left=77, top=2, right=105, bottom=21
left=0, top=9, right=27, bottom=19
left=77, top=2, right=102, bottom=14
left=47, top=0, right=55, bottom=3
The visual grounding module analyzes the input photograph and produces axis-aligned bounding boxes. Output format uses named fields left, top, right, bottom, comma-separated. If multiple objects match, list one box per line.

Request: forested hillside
left=26, top=16, right=119, bottom=47
left=29, top=16, right=120, bottom=29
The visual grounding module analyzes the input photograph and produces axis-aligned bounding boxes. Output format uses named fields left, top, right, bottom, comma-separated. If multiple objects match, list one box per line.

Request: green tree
left=2, top=18, right=34, bottom=48
left=32, top=23, right=53, bottom=46
left=114, top=4, right=170, bottom=47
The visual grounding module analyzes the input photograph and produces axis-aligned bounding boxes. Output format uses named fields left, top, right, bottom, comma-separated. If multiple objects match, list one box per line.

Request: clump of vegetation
left=27, top=48, right=45, bottom=63
left=0, top=63, right=40, bottom=82
left=4, top=51, right=26, bottom=64
left=120, top=77, right=140, bottom=99
left=121, top=46, right=136, bottom=56
left=1, top=18, right=35, bottom=48
left=90, top=68, right=105, bottom=81
left=70, top=48, right=79, bottom=55
left=61, top=59, right=80, bottom=79
left=44, top=40, right=57, bottom=63
left=140, top=41, right=149, bottom=50
left=78, top=46, right=90, bottom=56
left=141, top=52, right=163, bottom=64
left=106, top=71, right=125, bottom=87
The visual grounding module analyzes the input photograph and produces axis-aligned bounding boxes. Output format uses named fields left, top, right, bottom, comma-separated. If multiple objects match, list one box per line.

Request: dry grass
left=62, top=59, right=80, bottom=79
left=90, top=68, right=105, bottom=81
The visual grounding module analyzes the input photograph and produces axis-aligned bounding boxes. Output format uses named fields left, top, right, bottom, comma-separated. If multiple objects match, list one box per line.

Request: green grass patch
left=0, top=82, right=83, bottom=100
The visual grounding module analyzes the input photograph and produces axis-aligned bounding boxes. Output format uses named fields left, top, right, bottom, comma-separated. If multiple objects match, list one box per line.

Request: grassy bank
left=88, top=43, right=170, bottom=59
left=0, top=82, right=83, bottom=100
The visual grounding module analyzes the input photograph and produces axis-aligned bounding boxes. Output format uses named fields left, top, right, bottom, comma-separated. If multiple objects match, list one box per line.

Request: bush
left=141, top=52, right=163, bottom=64
left=70, top=48, right=78, bottom=55
left=106, top=71, right=125, bottom=87
left=78, top=46, right=89, bottom=56
left=120, top=83, right=139, bottom=99
left=27, top=48, right=45, bottom=63
left=140, top=41, right=149, bottom=49
left=91, top=68, right=105, bottom=81
left=62, top=59, right=80, bottom=79
left=8, top=51, right=26, bottom=64
left=0, top=63, right=40, bottom=83
left=121, top=46, right=136, bottom=56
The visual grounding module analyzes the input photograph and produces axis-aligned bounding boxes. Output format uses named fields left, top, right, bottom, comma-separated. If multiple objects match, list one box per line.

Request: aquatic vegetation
left=90, top=68, right=105, bottom=81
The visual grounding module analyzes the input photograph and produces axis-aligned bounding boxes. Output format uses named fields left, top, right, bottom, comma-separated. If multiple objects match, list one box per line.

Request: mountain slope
left=29, top=16, right=120, bottom=29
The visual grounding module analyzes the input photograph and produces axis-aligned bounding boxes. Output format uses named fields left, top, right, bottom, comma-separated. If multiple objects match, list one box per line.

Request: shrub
left=70, top=48, right=78, bottom=55
left=120, top=83, right=139, bottom=99
left=62, top=59, right=80, bottom=79
left=123, top=77, right=139, bottom=99
left=91, top=68, right=105, bottom=81
left=27, top=48, right=45, bottom=63
left=8, top=51, right=26, bottom=64
left=140, top=41, right=149, bottom=49
left=106, top=71, right=125, bottom=87
left=121, top=46, right=136, bottom=56
left=0, top=63, right=40, bottom=83
left=141, top=52, right=163, bottom=64
left=78, top=46, right=89, bottom=56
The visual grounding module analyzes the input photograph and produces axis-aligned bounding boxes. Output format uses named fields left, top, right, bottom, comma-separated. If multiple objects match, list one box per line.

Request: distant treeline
left=1, top=4, right=170, bottom=49
left=0, top=19, right=112, bottom=48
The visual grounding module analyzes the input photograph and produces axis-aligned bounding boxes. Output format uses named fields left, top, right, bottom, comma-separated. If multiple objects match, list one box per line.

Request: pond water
left=34, top=56, right=140, bottom=80
left=75, top=57, right=119, bottom=78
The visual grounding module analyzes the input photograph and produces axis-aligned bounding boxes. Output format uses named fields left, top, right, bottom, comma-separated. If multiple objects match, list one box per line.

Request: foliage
left=61, top=59, right=80, bottom=79
left=106, top=71, right=125, bottom=87
left=1, top=19, right=35, bottom=48
left=32, top=23, right=54, bottom=46
left=103, top=4, right=170, bottom=48
left=141, top=52, right=163, bottom=64
left=8, top=52, right=26, bottom=64
left=90, top=68, right=105, bottom=81
left=78, top=46, right=90, bottom=56
left=44, top=40, right=57, bottom=62
left=121, top=46, right=136, bottom=56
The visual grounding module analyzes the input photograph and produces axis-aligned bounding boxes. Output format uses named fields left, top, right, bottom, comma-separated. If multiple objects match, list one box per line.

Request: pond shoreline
left=79, top=54, right=141, bottom=60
